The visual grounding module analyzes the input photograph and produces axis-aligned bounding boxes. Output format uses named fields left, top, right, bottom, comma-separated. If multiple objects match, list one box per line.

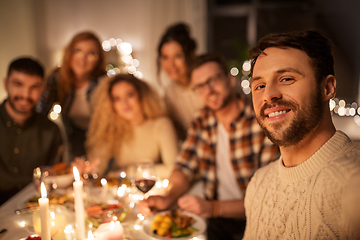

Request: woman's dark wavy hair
left=249, top=28, right=335, bottom=84
left=157, top=23, right=197, bottom=79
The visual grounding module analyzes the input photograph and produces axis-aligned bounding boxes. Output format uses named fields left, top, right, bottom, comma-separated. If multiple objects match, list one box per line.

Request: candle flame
left=117, top=184, right=126, bottom=197
left=101, top=178, right=107, bottom=186
left=110, top=221, right=115, bottom=230
left=40, top=182, right=47, bottom=198
left=73, top=166, right=80, bottom=181
left=87, top=230, right=94, bottom=239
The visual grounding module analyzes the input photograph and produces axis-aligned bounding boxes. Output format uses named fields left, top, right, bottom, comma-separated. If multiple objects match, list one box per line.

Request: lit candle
left=117, top=184, right=127, bottom=198
left=94, top=221, right=123, bottom=240
left=73, top=166, right=86, bottom=239
left=86, top=230, right=95, bottom=240
left=39, top=182, right=51, bottom=240
left=100, top=178, right=108, bottom=199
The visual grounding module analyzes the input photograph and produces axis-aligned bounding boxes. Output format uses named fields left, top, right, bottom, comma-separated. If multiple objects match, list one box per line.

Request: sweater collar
left=278, top=130, right=350, bottom=183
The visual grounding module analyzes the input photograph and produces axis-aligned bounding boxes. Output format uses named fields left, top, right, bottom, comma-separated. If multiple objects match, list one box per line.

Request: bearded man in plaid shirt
left=139, top=53, right=279, bottom=240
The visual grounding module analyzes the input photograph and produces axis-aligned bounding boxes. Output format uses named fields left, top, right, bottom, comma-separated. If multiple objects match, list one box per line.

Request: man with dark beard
left=243, top=29, right=360, bottom=239
left=0, top=57, right=63, bottom=205
left=138, top=54, right=279, bottom=240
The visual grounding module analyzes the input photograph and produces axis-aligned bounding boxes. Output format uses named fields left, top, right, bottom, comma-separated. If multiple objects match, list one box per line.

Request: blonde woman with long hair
left=86, top=74, right=178, bottom=179
left=37, top=31, right=106, bottom=160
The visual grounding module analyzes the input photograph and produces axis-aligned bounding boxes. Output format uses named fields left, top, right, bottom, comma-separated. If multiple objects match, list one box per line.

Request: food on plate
left=86, top=202, right=129, bottom=227
left=151, top=210, right=198, bottom=238
left=94, top=176, right=132, bottom=187
left=25, top=193, right=69, bottom=208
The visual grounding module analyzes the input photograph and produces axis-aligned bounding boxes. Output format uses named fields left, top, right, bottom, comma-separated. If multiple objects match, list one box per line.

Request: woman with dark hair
left=37, top=31, right=106, bottom=160
left=157, top=23, right=203, bottom=140
left=86, top=74, right=178, bottom=178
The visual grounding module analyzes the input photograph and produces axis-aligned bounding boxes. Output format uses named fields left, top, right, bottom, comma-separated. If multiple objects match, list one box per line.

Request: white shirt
left=216, top=122, right=243, bottom=200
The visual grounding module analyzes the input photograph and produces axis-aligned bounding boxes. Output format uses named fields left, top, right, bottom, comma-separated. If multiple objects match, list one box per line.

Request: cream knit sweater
left=243, top=131, right=360, bottom=240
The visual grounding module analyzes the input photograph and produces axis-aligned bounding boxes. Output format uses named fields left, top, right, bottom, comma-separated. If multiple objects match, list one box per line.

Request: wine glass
left=72, top=156, right=99, bottom=185
left=33, top=166, right=56, bottom=194
left=134, top=162, right=157, bottom=199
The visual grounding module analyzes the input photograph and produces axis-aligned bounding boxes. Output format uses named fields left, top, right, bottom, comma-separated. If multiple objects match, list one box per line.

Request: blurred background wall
left=0, top=0, right=207, bottom=97
left=0, top=0, right=359, bottom=139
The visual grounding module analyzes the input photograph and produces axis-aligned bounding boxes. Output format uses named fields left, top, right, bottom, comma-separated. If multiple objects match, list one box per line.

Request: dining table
left=0, top=180, right=207, bottom=240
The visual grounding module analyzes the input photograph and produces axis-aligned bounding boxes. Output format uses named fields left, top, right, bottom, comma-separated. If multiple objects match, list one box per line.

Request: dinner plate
left=16, top=188, right=69, bottom=210
left=141, top=211, right=206, bottom=240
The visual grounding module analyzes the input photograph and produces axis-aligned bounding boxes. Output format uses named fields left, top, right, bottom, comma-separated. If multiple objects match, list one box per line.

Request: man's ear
left=323, top=75, right=336, bottom=101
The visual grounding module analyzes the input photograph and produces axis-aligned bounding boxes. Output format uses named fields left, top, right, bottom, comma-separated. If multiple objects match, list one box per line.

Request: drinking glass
left=133, top=162, right=157, bottom=199
left=73, top=156, right=99, bottom=185
left=33, top=166, right=56, bottom=194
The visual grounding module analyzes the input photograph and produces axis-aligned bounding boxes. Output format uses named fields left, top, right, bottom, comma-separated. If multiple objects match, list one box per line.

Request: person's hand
left=177, top=195, right=213, bottom=218
left=138, top=195, right=172, bottom=216
left=71, top=157, right=100, bottom=181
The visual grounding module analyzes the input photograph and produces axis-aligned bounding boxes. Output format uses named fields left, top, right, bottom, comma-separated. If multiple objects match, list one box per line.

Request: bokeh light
left=230, top=67, right=239, bottom=76
left=102, top=40, right=111, bottom=52
left=242, top=60, right=251, bottom=72
left=120, top=42, right=133, bottom=55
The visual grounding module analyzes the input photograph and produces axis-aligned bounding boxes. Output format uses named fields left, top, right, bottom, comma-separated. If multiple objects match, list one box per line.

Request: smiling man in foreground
left=243, top=29, right=360, bottom=239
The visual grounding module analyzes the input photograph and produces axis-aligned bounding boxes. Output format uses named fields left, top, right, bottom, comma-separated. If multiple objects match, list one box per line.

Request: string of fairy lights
left=231, top=60, right=360, bottom=127
left=101, top=38, right=143, bottom=79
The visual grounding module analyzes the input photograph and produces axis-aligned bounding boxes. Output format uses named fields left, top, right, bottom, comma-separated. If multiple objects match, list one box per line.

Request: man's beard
left=7, top=96, right=36, bottom=115
left=209, top=88, right=234, bottom=112
left=256, top=88, right=324, bottom=147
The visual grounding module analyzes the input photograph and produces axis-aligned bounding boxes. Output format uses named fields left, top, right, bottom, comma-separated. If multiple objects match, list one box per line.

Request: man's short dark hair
left=7, top=57, right=44, bottom=79
left=189, top=53, right=229, bottom=79
left=249, top=29, right=334, bottom=84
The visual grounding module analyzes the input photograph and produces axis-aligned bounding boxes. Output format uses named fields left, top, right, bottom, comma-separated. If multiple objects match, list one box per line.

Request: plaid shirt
left=175, top=99, right=280, bottom=200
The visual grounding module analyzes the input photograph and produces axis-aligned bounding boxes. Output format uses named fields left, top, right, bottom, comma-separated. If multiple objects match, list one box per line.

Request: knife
left=15, top=206, right=39, bottom=214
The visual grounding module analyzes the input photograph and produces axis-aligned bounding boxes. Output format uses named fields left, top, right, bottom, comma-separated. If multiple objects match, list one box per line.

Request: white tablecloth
left=0, top=182, right=206, bottom=240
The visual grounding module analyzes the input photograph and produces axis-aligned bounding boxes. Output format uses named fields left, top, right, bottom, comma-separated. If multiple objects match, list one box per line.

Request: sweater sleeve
left=153, top=117, right=179, bottom=179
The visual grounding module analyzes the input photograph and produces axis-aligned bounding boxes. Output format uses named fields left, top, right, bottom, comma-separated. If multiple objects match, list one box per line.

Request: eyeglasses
left=72, top=49, right=99, bottom=62
left=192, top=72, right=225, bottom=94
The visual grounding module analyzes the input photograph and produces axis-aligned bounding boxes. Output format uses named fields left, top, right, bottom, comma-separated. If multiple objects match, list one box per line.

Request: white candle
left=100, top=178, right=108, bottom=199
left=87, top=230, right=95, bottom=240
left=94, top=221, right=123, bottom=240
left=39, top=182, right=51, bottom=240
left=73, top=166, right=86, bottom=239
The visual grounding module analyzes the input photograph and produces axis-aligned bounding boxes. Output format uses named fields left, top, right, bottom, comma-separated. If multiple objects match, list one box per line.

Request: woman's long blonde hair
left=58, top=31, right=106, bottom=104
left=86, top=74, right=165, bottom=162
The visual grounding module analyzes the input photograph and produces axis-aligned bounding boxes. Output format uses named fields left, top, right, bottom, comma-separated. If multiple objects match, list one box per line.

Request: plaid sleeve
left=175, top=119, right=201, bottom=183
left=249, top=120, right=280, bottom=167
left=259, top=135, right=280, bottom=167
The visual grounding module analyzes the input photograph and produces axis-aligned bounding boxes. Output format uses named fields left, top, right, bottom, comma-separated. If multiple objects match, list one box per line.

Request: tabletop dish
left=86, top=201, right=130, bottom=228
left=17, top=189, right=70, bottom=210
left=142, top=210, right=206, bottom=240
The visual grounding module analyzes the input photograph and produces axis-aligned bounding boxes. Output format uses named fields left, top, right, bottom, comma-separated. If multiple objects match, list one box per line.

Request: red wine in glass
left=135, top=179, right=156, bottom=194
